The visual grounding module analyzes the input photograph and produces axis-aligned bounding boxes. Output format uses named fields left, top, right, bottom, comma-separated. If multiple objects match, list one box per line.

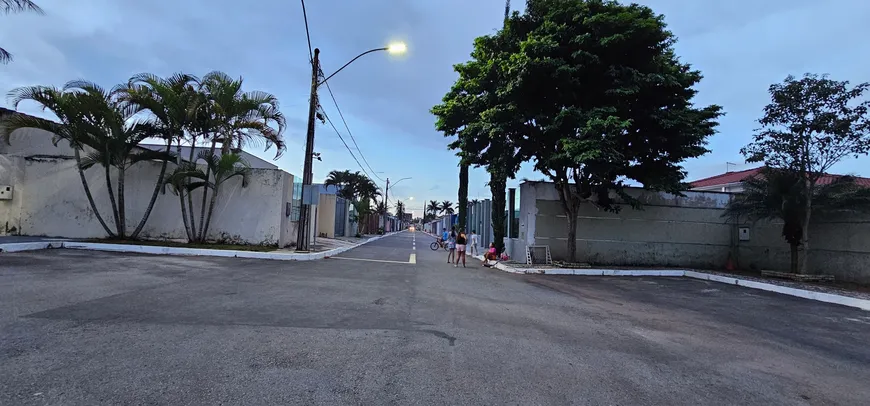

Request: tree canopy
left=434, top=0, right=722, bottom=261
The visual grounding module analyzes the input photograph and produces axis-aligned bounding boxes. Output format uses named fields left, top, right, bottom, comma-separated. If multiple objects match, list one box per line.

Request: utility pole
left=383, top=177, right=390, bottom=233
left=296, top=48, right=320, bottom=252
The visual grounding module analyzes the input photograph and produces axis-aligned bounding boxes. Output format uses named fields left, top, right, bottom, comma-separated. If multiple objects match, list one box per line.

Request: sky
left=3, top=0, right=870, bottom=218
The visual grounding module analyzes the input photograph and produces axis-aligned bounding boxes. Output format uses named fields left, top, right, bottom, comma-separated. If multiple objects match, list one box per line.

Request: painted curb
left=684, top=271, right=870, bottom=312
left=0, top=232, right=402, bottom=261
left=0, top=241, right=63, bottom=252
left=476, top=257, right=870, bottom=312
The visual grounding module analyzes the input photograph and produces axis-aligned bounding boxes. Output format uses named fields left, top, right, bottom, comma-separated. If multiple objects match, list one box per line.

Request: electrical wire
left=319, top=108, right=383, bottom=194
left=321, top=80, right=385, bottom=182
left=300, top=0, right=313, bottom=62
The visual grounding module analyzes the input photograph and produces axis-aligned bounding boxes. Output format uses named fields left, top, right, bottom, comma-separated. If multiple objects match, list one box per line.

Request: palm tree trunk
left=104, top=161, right=121, bottom=237
left=197, top=140, right=217, bottom=241
left=130, top=140, right=172, bottom=238
left=178, top=190, right=193, bottom=241
left=117, top=167, right=126, bottom=238
left=187, top=137, right=199, bottom=240
left=74, top=149, right=115, bottom=237
left=200, top=182, right=221, bottom=243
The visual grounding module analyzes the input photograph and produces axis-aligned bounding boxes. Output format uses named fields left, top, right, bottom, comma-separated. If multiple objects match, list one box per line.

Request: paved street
left=2, top=231, right=870, bottom=405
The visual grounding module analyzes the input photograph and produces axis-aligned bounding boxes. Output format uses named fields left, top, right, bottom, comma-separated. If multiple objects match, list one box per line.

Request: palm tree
left=440, top=200, right=454, bottom=215
left=117, top=72, right=201, bottom=239
left=723, top=167, right=870, bottom=274
left=3, top=81, right=174, bottom=238
left=1, top=85, right=114, bottom=235
left=1, top=0, right=44, bottom=64
left=427, top=200, right=441, bottom=218
left=324, top=169, right=356, bottom=201
left=168, top=152, right=251, bottom=242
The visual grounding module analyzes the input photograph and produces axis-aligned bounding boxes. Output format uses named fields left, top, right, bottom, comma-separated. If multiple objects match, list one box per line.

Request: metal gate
left=334, top=197, right=348, bottom=237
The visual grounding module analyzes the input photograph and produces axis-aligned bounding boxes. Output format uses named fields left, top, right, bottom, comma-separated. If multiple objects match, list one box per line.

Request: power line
left=300, top=0, right=313, bottom=61
left=319, top=108, right=383, bottom=193
left=321, top=80, right=384, bottom=182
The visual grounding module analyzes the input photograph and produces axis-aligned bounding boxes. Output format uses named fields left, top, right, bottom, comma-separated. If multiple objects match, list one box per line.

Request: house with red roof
left=689, top=166, right=870, bottom=193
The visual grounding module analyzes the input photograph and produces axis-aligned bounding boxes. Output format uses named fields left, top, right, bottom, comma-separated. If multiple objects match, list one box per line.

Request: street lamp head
left=387, top=42, right=407, bottom=54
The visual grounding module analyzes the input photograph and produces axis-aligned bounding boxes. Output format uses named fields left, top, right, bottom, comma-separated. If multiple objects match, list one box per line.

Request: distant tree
left=324, top=169, right=357, bottom=201
left=426, top=200, right=441, bottom=217
left=440, top=200, right=454, bottom=215
left=1, top=0, right=44, bottom=64
left=724, top=167, right=870, bottom=273
left=741, top=74, right=870, bottom=273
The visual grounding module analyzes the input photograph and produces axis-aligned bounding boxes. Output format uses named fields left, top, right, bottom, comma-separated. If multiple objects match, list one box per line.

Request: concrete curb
left=476, top=257, right=870, bottom=311
left=0, top=232, right=402, bottom=261
left=684, top=271, right=870, bottom=311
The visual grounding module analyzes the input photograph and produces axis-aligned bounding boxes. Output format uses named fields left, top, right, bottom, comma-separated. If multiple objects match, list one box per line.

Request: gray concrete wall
left=519, top=181, right=870, bottom=284
left=0, top=129, right=296, bottom=246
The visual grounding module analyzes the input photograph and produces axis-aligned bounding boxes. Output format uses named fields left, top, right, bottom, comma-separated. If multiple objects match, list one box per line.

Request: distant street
left=2, top=231, right=870, bottom=405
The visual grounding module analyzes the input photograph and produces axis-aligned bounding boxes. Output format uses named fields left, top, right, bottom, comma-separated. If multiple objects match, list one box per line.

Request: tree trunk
left=104, top=162, right=121, bottom=237
left=74, top=149, right=115, bottom=237
left=566, top=209, right=578, bottom=263
left=458, top=163, right=469, bottom=229
left=200, top=182, right=221, bottom=243
left=130, top=141, right=171, bottom=238
left=178, top=191, right=193, bottom=241
left=790, top=242, right=799, bottom=273
left=117, top=167, right=126, bottom=238
left=799, top=181, right=813, bottom=275
left=197, top=140, right=217, bottom=241
left=489, top=171, right=507, bottom=253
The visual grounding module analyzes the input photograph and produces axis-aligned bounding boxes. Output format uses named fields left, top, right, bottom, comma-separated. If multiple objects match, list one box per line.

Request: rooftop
left=689, top=166, right=870, bottom=188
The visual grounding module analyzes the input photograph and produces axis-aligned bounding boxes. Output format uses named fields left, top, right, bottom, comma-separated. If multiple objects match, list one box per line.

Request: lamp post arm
left=318, top=47, right=388, bottom=86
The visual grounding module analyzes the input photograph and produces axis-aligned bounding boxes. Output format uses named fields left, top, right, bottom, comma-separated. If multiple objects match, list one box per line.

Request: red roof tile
left=689, top=166, right=870, bottom=188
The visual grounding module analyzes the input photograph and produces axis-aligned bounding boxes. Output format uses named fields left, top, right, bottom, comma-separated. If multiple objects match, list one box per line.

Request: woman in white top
left=469, top=230, right=479, bottom=256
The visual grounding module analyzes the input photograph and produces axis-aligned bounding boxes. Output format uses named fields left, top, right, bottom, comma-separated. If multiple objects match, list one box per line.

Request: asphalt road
left=2, top=231, right=870, bottom=405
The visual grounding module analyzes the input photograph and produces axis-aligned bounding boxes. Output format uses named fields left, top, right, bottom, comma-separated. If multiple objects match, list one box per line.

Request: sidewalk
left=0, top=232, right=403, bottom=261
left=470, top=254, right=870, bottom=311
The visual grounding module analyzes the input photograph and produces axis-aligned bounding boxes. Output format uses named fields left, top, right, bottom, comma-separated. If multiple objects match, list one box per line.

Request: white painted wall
left=0, top=128, right=299, bottom=245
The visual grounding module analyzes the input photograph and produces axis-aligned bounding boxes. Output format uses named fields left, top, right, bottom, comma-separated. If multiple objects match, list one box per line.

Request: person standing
left=447, top=226, right=457, bottom=264
left=455, top=228, right=467, bottom=268
left=469, top=230, right=479, bottom=256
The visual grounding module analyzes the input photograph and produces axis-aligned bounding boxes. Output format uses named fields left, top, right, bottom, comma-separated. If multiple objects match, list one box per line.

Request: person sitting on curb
left=483, top=242, right=499, bottom=267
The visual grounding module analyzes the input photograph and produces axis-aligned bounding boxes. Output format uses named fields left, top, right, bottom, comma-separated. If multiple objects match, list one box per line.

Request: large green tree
left=1, top=0, right=43, bottom=64
left=474, top=0, right=721, bottom=262
left=740, top=74, right=870, bottom=273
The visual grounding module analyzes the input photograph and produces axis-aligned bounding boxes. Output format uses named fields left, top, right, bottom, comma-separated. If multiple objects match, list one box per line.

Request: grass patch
left=85, top=239, right=277, bottom=252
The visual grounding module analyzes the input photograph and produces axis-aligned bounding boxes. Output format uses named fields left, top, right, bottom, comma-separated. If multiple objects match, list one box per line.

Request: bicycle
left=430, top=239, right=448, bottom=251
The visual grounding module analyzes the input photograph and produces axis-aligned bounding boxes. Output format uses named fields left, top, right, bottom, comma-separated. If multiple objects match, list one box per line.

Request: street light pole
left=295, top=43, right=406, bottom=251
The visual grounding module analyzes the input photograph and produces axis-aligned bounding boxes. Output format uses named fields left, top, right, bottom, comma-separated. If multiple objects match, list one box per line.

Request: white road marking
left=409, top=253, right=416, bottom=264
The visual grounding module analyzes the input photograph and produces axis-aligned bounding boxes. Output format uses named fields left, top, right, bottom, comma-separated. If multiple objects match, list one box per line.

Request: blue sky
left=3, top=0, right=870, bottom=218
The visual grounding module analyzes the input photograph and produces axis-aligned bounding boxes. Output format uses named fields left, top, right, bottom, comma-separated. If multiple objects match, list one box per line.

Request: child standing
left=469, top=230, right=479, bottom=256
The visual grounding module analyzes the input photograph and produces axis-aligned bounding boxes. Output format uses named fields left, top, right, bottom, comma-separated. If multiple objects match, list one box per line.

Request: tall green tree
left=1, top=0, right=43, bottom=64
left=724, top=168, right=870, bottom=273
left=432, top=12, right=526, bottom=254
left=491, top=0, right=721, bottom=262
left=740, top=73, right=870, bottom=273
left=324, top=169, right=357, bottom=200
left=457, top=163, right=469, bottom=228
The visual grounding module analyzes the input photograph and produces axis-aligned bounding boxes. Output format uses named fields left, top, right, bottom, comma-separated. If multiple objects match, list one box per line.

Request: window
left=290, top=176, right=302, bottom=220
